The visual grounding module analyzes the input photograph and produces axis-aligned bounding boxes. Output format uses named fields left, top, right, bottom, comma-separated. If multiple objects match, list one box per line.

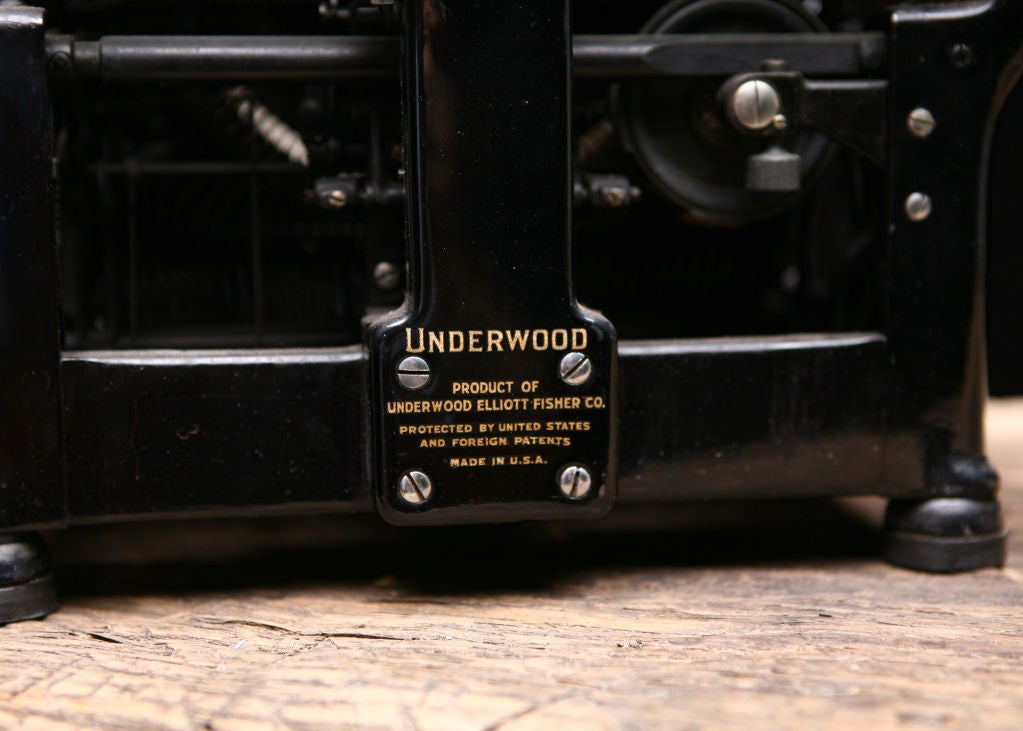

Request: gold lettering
left=403, top=327, right=591, bottom=353
left=546, top=420, right=591, bottom=431
left=452, top=436, right=508, bottom=447
left=399, top=423, right=474, bottom=435
left=452, top=381, right=514, bottom=395
left=506, top=330, right=529, bottom=351
left=406, top=328, right=426, bottom=353
left=531, top=396, right=582, bottom=410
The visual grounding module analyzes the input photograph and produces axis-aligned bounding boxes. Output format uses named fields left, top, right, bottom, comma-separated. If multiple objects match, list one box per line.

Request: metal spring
left=576, top=118, right=615, bottom=167
left=229, top=88, right=309, bottom=167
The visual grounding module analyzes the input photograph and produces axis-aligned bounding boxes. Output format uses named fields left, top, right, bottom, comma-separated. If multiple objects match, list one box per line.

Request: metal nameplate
left=370, top=317, right=616, bottom=524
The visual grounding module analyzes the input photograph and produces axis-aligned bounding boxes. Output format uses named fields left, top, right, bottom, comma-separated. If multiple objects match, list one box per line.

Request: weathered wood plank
left=1, top=401, right=1022, bottom=730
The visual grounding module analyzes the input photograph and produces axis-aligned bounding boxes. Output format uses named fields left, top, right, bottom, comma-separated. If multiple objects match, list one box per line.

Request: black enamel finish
left=60, top=349, right=368, bottom=521
left=617, top=335, right=890, bottom=501
left=884, top=1, right=1023, bottom=497
left=0, top=9, right=65, bottom=528
left=52, top=337, right=897, bottom=523
left=367, top=0, right=617, bottom=525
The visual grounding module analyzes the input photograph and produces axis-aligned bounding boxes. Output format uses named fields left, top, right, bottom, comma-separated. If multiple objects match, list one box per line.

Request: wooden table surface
left=2, top=401, right=1022, bottom=730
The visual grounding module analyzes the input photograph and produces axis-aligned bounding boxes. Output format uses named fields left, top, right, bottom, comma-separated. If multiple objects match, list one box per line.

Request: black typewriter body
left=0, top=0, right=1020, bottom=622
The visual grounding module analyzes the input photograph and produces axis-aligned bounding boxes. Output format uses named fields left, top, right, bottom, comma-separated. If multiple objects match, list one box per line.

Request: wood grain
left=2, top=401, right=1023, bottom=730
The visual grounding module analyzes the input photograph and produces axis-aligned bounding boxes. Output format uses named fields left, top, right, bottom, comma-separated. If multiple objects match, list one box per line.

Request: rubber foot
left=0, top=574, right=58, bottom=625
left=0, top=533, right=59, bottom=624
left=884, top=498, right=1007, bottom=573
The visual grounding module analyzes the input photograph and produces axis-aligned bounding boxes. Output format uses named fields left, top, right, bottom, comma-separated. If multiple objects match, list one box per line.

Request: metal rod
left=46, top=33, right=885, bottom=82
left=89, top=161, right=305, bottom=176
left=573, top=33, right=886, bottom=78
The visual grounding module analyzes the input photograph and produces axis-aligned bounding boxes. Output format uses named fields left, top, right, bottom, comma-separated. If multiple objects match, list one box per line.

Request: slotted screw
left=396, top=356, right=431, bottom=390
left=558, top=465, right=593, bottom=500
left=398, top=470, right=432, bottom=505
left=559, top=352, right=592, bottom=386
left=731, top=80, right=782, bottom=131
left=374, top=261, right=401, bottom=291
left=905, top=192, right=933, bottom=222
left=327, top=189, right=348, bottom=208
left=907, top=108, right=936, bottom=139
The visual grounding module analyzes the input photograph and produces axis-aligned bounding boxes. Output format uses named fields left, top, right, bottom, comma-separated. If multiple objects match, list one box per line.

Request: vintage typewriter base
left=1, top=2, right=1020, bottom=624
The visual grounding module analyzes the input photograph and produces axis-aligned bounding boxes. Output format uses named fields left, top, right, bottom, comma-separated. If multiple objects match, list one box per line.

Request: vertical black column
left=0, top=8, right=65, bottom=529
left=881, top=2, right=1021, bottom=571
left=367, top=0, right=617, bottom=524
left=884, top=1, right=1022, bottom=496
left=404, top=0, right=574, bottom=318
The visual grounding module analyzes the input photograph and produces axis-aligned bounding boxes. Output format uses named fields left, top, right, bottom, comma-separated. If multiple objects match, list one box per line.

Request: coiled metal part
left=228, top=87, right=309, bottom=167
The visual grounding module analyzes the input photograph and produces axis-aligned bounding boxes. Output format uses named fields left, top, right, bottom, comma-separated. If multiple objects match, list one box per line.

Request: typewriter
left=1, top=0, right=1019, bottom=623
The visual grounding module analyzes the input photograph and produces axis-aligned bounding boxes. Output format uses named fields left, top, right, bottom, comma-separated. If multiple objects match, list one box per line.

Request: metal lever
left=724, top=73, right=888, bottom=168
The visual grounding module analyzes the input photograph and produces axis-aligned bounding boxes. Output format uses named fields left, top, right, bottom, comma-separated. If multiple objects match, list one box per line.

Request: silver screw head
left=905, top=192, right=933, bottom=222
left=558, top=464, right=593, bottom=500
left=603, top=187, right=628, bottom=207
left=907, top=108, right=936, bottom=139
left=373, top=261, right=401, bottom=291
left=396, top=356, right=431, bottom=390
left=398, top=470, right=432, bottom=505
left=731, top=80, right=781, bottom=131
left=559, top=352, right=592, bottom=386
left=327, top=189, right=348, bottom=208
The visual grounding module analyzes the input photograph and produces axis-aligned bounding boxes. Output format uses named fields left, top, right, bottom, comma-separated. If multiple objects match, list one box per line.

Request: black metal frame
left=1, top=0, right=1022, bottom=621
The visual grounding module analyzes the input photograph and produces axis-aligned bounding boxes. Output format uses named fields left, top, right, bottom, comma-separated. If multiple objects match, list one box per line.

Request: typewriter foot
left=883, top=498, right=1007, bottom=573
left=0, top=533, right=58, bottom=624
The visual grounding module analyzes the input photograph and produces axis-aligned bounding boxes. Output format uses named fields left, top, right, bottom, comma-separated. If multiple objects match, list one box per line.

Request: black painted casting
left=0, top=0, right=1020, bottom=622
